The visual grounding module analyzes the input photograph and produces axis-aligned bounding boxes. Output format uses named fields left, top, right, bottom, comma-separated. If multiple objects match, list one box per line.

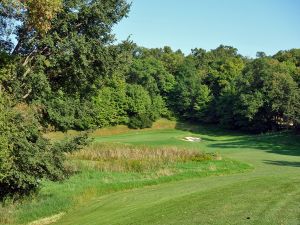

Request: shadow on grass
left=207, top=136, right=300, bottom=156
left=263, top=160, right=300, bottom=167
left=175, top=121, right=247, bottom=137
left=175, top=122, right=300, bottom=157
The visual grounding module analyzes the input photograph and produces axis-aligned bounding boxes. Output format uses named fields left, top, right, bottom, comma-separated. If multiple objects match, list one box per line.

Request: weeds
left=68, top=143, right=218, bottom=173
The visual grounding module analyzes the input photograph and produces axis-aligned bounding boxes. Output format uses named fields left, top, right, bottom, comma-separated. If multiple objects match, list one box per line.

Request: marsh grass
left=68, top=143, right=218, bottom=173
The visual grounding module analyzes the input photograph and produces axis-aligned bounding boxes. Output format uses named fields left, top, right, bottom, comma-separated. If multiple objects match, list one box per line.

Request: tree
left=127, top=57, right=175, bottom=96
left=1, top=0, right=132, bottom=131
left=0, top=0, right=131, bottom=198
left=191, top=45, right=245, bottom=123
left=93, top=77, right=128, bottom=128
left=234, top=58, right=300, bottom=131
left=169, top=57, right=212, bottom=121
left=126, top=84, right=155, bottom=129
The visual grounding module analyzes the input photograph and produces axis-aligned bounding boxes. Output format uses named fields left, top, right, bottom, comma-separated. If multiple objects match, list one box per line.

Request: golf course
left=3, top=120, right=297, bottom=225
left=54, top=122, right=300, bottom=225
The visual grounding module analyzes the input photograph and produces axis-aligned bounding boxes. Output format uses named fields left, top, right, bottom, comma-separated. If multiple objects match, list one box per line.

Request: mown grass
left=53, top=121, right=300, bottom=225
left=0, top=125, right=250, bottom=225
left=3, top=119, right=298, bottom=225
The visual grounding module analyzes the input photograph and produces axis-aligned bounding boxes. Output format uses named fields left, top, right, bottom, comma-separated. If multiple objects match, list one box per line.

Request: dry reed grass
left=68, top=143, right=217, bottom=173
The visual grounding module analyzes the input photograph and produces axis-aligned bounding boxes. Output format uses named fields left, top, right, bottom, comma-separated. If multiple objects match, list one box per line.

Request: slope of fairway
left=54, top=124, right=300, bottom=225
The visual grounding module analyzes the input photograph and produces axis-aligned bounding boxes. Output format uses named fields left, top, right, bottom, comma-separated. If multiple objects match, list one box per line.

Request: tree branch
left=22, top=88, right=32, bottom=99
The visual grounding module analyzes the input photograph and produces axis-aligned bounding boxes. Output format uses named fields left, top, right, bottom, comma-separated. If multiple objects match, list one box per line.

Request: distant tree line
left=0, top=0, right=299, bottom=199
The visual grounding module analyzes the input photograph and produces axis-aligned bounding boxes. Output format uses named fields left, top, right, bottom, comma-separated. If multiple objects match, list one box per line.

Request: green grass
left=0, top=121, right=250, bottom=225
left=55, top=123, right=300, bottom=225
left=1, top=120, right=300, bottom=225
left=5, top=161, right=246, bottom=225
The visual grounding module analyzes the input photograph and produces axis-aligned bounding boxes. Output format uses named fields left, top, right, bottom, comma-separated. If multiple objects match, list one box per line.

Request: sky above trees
left=114, top=0, right=300, bottom=57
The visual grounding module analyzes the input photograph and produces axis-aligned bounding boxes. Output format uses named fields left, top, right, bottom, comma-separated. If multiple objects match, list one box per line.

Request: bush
left=0, top=93, right=88, bottom=200
left=43, top=92, right=97, bottom=131
left=128, top=114, right=153, bottom=129
left=93, top=85, right=128, bottom=128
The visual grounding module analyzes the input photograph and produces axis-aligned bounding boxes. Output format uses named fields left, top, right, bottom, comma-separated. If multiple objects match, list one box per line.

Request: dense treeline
left=0, top=0, right=299, bottom=198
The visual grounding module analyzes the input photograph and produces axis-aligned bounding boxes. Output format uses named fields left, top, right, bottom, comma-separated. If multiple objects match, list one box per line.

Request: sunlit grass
left=68, top=143, right=217, bottom=173
left=43, top=119, right=177, bottom=141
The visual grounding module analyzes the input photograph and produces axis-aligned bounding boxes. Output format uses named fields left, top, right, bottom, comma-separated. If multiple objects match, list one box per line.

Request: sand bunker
left=183, top=137, right=201, bottom=142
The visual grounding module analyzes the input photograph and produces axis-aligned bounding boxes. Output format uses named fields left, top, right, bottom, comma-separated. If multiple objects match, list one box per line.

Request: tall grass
left=68, top=143, right=218, bottom=173
left=0, top=201, right=16, bottom=224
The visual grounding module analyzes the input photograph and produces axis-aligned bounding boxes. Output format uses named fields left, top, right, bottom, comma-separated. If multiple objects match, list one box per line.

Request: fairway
left=53, top=125, right=300, bottom=225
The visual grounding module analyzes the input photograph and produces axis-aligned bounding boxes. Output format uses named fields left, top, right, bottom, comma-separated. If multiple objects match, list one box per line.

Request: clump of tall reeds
left=68, top=143, right=218, bottom=173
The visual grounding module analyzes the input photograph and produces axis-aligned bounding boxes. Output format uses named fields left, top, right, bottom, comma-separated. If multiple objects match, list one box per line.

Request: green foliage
left=126, top=84, right=155, bottom=129
left=193, top=85, right=213, bottom=119
left=132, top=46, right=185, bottom=76
left=126, top=55, right=174, bottom=121
left=127, top=57, right=175, bottom=96
left=169, top=57, right=212, bottom=121
left=234, top=58, right=300, bottom=131
left=191, top=46, right=245, bottom=123
left=126, top=84, right=152, bottom=116
left=93, top=79, right=128, bottom=128
left=44, top=95, right=97, bottom=131
left=1, top=0, right=133, bottom=128
left=43, top=92, right=78, bottom=131
left=128, top=113, right=153, bottom=129
left=0, top=92, right=90, bottom=199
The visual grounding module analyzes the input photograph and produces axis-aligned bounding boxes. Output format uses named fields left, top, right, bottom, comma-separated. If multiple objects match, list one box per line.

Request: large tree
left=234, top=58, right=300, bottom=131
left=190, top=45, right=245, bottom=123
left=1, top=0, right=133, bottom=130
left=1, top=0, right=131, bottom=100
left=0, top=0, right=131, bottom=198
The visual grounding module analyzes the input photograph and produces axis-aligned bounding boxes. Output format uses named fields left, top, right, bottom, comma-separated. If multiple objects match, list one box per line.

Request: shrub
left=93, top=85, right=129, bottom=128
left=128, top=113, right=153, bottom=129
left=0, top=93, right=89, bottom=200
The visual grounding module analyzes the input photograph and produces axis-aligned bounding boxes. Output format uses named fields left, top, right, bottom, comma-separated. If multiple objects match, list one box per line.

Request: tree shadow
left=210, top=132, right=300, bottom=156
left=175, top=121, right=248, bottom=137
left=175, top=122, right=300, bottom=157
left=263, top=160, right=300, bottom=167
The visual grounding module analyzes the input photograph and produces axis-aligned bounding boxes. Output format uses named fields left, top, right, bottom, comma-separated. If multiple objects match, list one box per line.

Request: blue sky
left=113, top=0, right=300, bottom=57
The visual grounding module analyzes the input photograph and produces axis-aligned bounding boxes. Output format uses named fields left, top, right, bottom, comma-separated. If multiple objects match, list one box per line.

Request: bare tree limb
left=22, top=88, right=32, bottom=99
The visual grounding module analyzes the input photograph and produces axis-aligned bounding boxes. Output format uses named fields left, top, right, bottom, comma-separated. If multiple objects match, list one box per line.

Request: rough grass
left=68, top=143, right=217, bottom=172
left=0, top=202, right=16, bottom=224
